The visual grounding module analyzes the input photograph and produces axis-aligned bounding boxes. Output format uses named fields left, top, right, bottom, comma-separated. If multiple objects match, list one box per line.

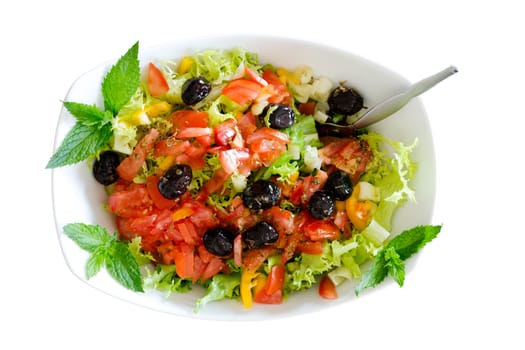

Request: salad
left=48, top=41, right=441, bottom=312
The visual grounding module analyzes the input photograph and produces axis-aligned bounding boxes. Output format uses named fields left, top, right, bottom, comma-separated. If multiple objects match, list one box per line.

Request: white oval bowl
left=52, top=35, right=436, bottom=321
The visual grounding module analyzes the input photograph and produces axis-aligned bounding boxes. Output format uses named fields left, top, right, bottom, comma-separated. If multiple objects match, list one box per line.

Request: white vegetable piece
left=357, top=181, right=380, bottom=202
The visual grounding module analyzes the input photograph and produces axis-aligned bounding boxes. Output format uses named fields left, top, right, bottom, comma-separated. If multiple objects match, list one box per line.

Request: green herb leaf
left=102, top=41, right=140, bottom=115
left=354, top=224, right=442, bottom=295
left=354, top=249, right=388, bottom=296
left=384, top=247, right=405, bottom=287
left=63, top=101, right=105, bottom=126
left=46, top=122, right=112, bottom=168
left=387, top=224, right=441, bottom=260
left=62, top=223, right=144, bottom=293
left=63, top=223, right=114, bottom=253
left=86, top=247, right=107, bottom=279
left=106, top=242, right=144, bottom=292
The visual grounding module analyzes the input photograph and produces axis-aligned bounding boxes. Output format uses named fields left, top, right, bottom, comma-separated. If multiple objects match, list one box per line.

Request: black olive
left=93, top=151, right=121, bottom=185
left=324, top=170, right=353, bottom=201
left=243, top=221, right=279, bottom=249
left=157, top=164, right=192, bottom=199
left=242, top=180, right=281, bottom=210
left=203, top=227, right=235, bottom=257
left=327, top=86, right=364, bottom=117
left=261, top=104, right=295, bottom=129
left=308, top=191, right=335, bottom=219
left=181, top=77, right=211, bottom=105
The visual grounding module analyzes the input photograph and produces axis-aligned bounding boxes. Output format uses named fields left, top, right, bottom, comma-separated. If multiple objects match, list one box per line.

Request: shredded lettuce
left=359, top=132, right=418, bottom=231
left=194, top=273, right=241, bottom=312
left=191, top=48, right=260, bottom=83
left=143, top=264, right=192, bottom=295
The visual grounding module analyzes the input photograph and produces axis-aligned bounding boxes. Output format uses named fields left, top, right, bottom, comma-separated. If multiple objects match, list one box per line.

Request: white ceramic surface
left=52, top=35, right=436, bottom=321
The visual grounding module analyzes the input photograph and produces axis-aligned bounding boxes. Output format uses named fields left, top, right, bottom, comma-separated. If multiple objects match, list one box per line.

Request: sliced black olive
left=324, top=170, right=353, bottom=201
left=181, top=76, right=211, bottom=105
left=242, top=180, right=281, bottom=210
left=93, top=151, right=121, bottom=185
left=243, top=221, right=279, bottom=249
left=308, top=191, right=335, bottom=219
left=261, top=104, right=295, bottom=129
left=203, top=227, right=235, bottom=257
left=327, top=86, right=363, bottom=117
left=157, top=164, right=192, bottom=199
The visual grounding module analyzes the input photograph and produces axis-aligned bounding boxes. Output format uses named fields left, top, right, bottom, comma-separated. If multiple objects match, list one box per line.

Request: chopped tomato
left=233, top=234, right=243, bottom=267
left=108, top=184, right=153, bottom=218
left=243, top=246, right=275, bottom=271
left=147, top=63, right=169, bottom=97
left=236, top=112, right=257, bottom=140
left=117, top=128, right=159, bottom=181
left=298, top=101, right=316, bottom=115
left=222, top=79, right=262, bottom=105
left=173, top=242, right=194, bottom=279
left=262, top=68, right=292, bottom=105
left=296, top=241, right=324, bottom=254
left=253, top=265, right=285, bottom=304
left=218, top=148, right=250, bottom=174
left=304, top=220, right=341, bottom=241
left=244, top=66, right=268, bottom=86
left=300, top=170, right=328, bottom=204
left=170, top=110, right=209, bottom=129
left=264, top=264, right=285, bottom=295
left=214, top=119, right=238, bottom=146
left=154, top=138, right=190, bottom=157
left=176, top=127, right=213, bottom=139
left=319, top=275, right=338, bottom=300
left=199, top=257, right=225, bottom=281
left=318, top=138, right=372, bottom=184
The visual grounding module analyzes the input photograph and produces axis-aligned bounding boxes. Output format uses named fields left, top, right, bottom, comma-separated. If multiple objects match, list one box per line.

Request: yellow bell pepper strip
left=240, top=269, right=259, bottom=309
left=145, top=101, right=172, bottom=117
left=177, top=56, right=194, bottom=75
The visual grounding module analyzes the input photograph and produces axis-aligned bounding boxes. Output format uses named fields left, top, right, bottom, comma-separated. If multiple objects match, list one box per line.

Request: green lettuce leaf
left=194, top=273, right=241, bottom=312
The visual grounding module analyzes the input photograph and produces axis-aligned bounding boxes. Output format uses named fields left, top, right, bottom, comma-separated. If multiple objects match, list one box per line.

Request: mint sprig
left=46, top=41, right=140, bottom=168
left=63, top=223, right=144, bottom=292
left=355, top=224, right=441, bottom=295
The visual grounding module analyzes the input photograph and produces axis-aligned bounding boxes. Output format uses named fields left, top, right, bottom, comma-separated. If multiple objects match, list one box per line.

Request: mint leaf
left=63, top=223, right=114, bottom=252
left=387, top=225, right=441, bottom=260
left=106, top=242, right=144, bottom=292
left=102, top=41, right=140, bottom=115
left=86, top=247, right=107, bottom=279
left=354, top=249, right=387, bottom=296
left=63, top=101, right=105, bottom=126
left=62, top=223, right=144, bottom=293
left=46, top=122, right=112, bottom=168
left=384, top=247, right=405, bottom=287
left=354, top=224, right=442, bottom=295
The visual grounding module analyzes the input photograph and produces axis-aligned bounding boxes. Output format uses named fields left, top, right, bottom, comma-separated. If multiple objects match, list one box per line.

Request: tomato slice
left=174, top=242, right=194, bottom=279
left=147, top=63, right=169, bottom=97
left=264, top=265, right=285, bottom=295
left=222, top=79, right=262, bottom=105
left=176, top=127, right=213, bottom=139
left=262, top=68, right=292, bottom=105
left=214, top=119, right=238, bottom=146
left=117, top=128, right=159, bottom=181
left=244, top=66, right=268, bottom=86
left=304, top=219, right=341, bottom=241
left=108, top=184, right=153, bottom=218
left=170, top=110, right=209, bottom=129
left=218, top=148, right=250, bottom=174
left=319, top=275, right=338, bottom=300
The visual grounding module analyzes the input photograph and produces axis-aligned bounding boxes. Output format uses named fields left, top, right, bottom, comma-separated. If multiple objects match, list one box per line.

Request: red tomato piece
left=154, top=138, right=190, bottom=157
left=264, top=265, right=285, bottom=295
left=233, top=234, right=243, bottom=267
left=318, top=138, right=372, bottom=184
left=304, top=220, right=341, bottom=241
left=298, top=101, right=316, bottom=115
left=108, top=184, right=153, bottom=218
left=176, top=127, right=213, bottom=139
left=319, top=275, right=338, bottom=300
left=170, top=110, right=209, bottom=129
left=117, top=128, right=159, bottom=181
left=236, top=112, right=257, bottom=140
left=147, top=63, right=169, bottom=97
left=222, top=79, right=262, bottom=105
left=296, top=241, right=324, bottom=254
left=244, top=66, right=268, bottom=86
left=262, top=68, right=292, bottom=105
left=199, top=257, right=225, bottom=281
left=243, top=246, right=275, bottom=271
left=218, top=148, right=250, bottom=174
left=214, top=119, right=238, bottom=146
left=174, top=242, right=194, bottom=279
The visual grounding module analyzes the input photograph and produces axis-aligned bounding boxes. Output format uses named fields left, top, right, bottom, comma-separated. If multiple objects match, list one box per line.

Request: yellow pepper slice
left=240, top=269, right=259, bottom=309
left=177, top=56, right=194, bottom=75
left=145, top=101, right=172, bottom=117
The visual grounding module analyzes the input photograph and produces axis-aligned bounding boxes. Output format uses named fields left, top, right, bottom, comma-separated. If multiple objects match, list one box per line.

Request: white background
left=2, top=0, right=523, bottom=348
